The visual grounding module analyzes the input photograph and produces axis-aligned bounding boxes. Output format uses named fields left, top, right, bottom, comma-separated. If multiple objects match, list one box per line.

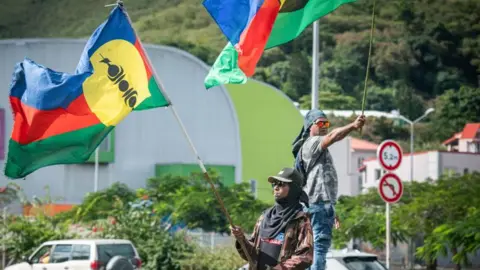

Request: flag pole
left=94, top=147, right=99, bottom=192
left=359, top=0, right=376, bottom=134
left=117, top=2, right=254, bottom=266
left=311, top=20, right=320, bottom=110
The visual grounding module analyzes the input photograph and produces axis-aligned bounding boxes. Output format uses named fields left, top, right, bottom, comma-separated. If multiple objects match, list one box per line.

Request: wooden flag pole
left=359, top=0, right=376, bottom=134
left=117, top=2, right=255, bottom=266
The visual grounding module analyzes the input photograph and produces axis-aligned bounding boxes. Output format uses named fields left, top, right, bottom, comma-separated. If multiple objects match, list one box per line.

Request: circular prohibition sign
left=377, top=140, right=403, bottom=171
left=378, top=173, right=403, bottom=203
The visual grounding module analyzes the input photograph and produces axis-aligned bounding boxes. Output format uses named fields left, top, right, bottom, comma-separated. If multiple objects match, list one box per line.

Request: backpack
left=294, top=140, right=326, bottom=188
left=294, top=150, right=307, bottom=187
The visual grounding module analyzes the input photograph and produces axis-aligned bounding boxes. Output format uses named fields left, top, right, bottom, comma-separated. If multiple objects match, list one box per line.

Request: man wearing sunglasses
left=292, top=109, right=365, bottom=270
left=231, top=168, right=313, bottom=270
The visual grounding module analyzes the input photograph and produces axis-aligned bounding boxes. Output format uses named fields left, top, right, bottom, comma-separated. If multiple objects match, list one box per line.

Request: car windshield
left=342, top=256, right=387, bottom=270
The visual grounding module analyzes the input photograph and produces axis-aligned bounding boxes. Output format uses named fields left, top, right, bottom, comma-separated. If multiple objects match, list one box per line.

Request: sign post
left=377, top=140, right=403, bottom=269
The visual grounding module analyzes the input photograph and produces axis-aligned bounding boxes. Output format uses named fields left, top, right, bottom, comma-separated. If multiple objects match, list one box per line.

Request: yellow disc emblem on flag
left=83, top=40, right=151, bottom=126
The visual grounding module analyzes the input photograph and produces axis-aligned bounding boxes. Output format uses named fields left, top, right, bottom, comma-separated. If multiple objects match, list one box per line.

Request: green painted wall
left=155, top=164, right=236, bottom=186
left=86, top=131, right=115, bottom=163
left=227, top=80, right=303, bottom=203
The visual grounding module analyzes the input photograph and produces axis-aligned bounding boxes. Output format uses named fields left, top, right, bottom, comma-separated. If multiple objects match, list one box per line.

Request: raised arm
left=321, top=115, right=365, bottom=149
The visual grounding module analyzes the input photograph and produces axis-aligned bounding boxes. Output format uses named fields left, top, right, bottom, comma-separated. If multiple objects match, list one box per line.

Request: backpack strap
left=295, top=139, right=326, bottom=187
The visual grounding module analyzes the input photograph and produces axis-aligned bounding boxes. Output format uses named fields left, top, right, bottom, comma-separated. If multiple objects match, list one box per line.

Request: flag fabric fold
left=203, top=0, right=356, bottom=89
left=5, top=5, right=169, bottom=179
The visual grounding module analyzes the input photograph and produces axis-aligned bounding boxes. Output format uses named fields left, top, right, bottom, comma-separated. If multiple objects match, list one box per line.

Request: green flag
left=205, top=0, right=356, bottom=89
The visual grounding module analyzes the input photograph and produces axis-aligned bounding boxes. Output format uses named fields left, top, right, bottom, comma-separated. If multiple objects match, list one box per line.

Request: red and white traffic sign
left=377, top=140, right=403, bottom=171
left=378, top=173, right=403, bottom=203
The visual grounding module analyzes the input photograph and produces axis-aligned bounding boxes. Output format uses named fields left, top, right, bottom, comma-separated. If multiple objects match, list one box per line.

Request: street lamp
left=391, top=108, right=435, bottom=181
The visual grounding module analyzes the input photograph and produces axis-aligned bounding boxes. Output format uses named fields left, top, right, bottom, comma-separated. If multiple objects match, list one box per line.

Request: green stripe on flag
left=266, top=0, right=356, bottom=49
left=204, top=43, right=247, bottom=89
left=135, top=77, right=170, bottom=110
left=5, top=124, right=112, bottom=179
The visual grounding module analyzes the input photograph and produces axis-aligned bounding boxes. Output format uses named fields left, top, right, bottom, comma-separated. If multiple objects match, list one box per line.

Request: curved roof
left=226, top=80, right=303, bottom=202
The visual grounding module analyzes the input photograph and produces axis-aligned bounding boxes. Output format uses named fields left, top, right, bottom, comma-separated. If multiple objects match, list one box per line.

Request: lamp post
left=391, top=108, right=435, bottom=181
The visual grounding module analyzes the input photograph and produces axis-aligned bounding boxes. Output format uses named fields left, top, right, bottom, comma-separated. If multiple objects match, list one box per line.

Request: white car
left=238, top=249, right=387, bottom=270
left=5, top=239, right=141, bottom=270
left=325, top=249, right=387, bottom=270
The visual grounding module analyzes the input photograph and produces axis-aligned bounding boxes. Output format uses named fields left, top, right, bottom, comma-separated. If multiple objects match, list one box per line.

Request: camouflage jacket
left=235, top=211, right=313, bottom=270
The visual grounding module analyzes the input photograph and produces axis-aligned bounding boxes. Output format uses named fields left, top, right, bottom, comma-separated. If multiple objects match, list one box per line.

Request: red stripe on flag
left=135, top=39, right=153, bottom=80
left=237, top=0, right=281, bottom=76
left=10, top=94, right=101, bottom=144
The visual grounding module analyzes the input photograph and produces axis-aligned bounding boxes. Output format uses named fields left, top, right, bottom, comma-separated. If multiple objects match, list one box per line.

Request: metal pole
left=410, top=123, right=414, bottom=182
left=311, top=20, right=319, bottom=110
left=94, top=148, right=99, bottom=192
left=386, top=202, right=390, bottom=269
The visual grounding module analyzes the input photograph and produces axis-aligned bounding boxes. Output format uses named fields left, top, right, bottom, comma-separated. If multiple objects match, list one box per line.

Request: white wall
left=327, top=137, right=378, bottom=198
left=362, top=151, right=480, bottom=190
left=351, top=149, right=376, bottom=195
left=440, top=152, right=480, bottom=175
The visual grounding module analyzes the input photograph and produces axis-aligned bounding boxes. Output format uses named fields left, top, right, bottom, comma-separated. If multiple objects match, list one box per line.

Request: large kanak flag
left=5, top=5, right=169, bottom=179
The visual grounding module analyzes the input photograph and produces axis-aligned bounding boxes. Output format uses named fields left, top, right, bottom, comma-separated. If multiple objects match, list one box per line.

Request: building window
left=464, top=168, right=469, bottom=175
left=358, top=175, right=363, bottom=191
left=358, top=157, right=365, bottom=168
left=467, top=142, right=480, bottom=153
left=375, top=169, right=381, bottom=180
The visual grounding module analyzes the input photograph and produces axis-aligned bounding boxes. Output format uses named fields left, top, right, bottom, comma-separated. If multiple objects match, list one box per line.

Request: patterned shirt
left=235, top=212, right=313, bottom=270
left=301, top=136, right=338, bottom=204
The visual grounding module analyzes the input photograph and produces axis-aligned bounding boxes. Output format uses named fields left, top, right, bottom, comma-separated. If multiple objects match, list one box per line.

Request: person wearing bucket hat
left=292, top=109, right=365, bottom=270
left=230, top=168, right=313, bottom=270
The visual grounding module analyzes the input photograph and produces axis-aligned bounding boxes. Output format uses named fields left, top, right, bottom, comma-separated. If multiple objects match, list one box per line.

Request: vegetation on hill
left=1, top=0, right=479, bottom=146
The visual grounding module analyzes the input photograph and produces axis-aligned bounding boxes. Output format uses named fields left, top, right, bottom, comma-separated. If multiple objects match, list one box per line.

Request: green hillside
left=1, top=0, right=480, bottom=144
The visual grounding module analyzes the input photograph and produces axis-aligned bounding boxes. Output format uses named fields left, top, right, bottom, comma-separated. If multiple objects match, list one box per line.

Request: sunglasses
left=314, top=119, right=330, bottom=128
left=271, top=181, right=287, bottom=188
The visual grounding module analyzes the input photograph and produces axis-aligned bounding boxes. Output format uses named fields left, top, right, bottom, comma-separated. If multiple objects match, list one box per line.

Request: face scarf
left=292, top=109, right=327, bottom=158
left=259, top=182, right=308, bottom=239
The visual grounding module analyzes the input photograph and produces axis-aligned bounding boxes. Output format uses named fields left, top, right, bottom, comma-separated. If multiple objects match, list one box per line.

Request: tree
left=144, top=171, right=269, bottom=233
left=58, top=182, right=137, bottom=223
left=365, top=86, right=396, bottom=112
left=432, top=86, right=480, bottom=140
left=1, top=187, right=74, bottom=263
left=335, top=173, right=480, bottom=270
left=333, top=188, right=410, bottom=249
left=95, top=202, right=193, bottom=270
left=415, top=173, right=480, bottom=270
left=0, top=183, right=20, bottom=209
left=299, top=92, right=357, bottom=110
left=282, top=52, right=311, bottom=100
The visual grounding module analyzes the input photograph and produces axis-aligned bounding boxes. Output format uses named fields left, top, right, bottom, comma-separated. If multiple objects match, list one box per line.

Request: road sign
left=378, top=173, right=403, bottom=203
left=377, top=140, right=403, bottom=171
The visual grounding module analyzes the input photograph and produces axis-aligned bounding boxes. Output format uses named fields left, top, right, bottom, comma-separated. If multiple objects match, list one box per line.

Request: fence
left=186, top=231, right=236, bottom=250
left=1, top=207, right=6, bottom=270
